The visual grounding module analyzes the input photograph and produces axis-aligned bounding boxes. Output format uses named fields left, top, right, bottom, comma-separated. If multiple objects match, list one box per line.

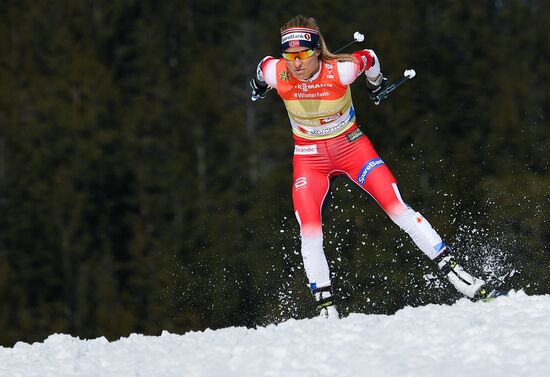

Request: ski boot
left=475, top=287, right=510, bottom=302
left=313, top=286, right=339, bottom=319
left=435, top=250, right=485, bottom=299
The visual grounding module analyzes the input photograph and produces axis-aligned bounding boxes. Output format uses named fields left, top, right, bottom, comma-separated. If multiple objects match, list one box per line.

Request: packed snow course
left=1, top=291, right=549, bottom=377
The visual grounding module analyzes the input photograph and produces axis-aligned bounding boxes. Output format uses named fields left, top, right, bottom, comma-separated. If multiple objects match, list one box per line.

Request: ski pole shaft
left=334, top=31, right=365, bottom=53
left=374, top=69, right=416, bottom=104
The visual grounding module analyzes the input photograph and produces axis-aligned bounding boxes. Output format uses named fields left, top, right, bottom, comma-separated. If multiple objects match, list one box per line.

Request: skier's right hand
left=250, top=56, right=273, bottom=101
left=250, top=77, right=268, bottom=101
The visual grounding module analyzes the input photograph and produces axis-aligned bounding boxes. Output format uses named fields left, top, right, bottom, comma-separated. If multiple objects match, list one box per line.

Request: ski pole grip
left=404, top=69, right=416, bottom=79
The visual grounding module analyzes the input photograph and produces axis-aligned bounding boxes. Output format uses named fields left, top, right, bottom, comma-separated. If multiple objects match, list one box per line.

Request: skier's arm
left=338, top=49, right=380, bottom=85
left=356, top=50, right=391, bottom=104
left=250, top=56, right=278, bottom=100
left=338, top=49, right=389, bottom=104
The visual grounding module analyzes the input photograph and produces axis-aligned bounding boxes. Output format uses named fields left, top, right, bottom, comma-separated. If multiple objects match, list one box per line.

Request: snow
left=1, top=291, right=549, bottom=377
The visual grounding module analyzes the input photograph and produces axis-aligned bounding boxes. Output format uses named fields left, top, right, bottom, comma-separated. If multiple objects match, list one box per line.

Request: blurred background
left=0, top=0, right=548, bottom=347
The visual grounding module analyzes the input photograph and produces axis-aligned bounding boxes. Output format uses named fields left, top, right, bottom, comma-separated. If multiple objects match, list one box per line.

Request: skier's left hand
left=366, top=74, right=389, bottom=105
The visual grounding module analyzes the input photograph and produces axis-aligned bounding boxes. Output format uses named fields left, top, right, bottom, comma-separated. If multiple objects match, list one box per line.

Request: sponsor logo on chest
left=295, top=82, right=333, bottom=92
left=319, top=112, right=343, bottom=125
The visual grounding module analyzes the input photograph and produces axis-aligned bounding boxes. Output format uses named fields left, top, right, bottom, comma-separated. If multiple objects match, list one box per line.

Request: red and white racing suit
left=260, top=50, right=447, bottom=290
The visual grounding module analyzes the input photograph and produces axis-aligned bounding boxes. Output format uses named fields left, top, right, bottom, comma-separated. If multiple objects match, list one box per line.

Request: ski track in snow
left=1, top=291, right=549, bottom=377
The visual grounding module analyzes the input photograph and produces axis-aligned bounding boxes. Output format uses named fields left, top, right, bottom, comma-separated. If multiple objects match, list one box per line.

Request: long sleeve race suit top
left=259, top=49, right=381, bottom=140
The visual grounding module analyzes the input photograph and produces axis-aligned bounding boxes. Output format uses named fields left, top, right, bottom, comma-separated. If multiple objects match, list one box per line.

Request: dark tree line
left=0, top=0, right=548, bottom=346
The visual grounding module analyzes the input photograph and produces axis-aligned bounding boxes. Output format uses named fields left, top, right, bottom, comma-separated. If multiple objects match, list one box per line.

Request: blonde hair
left=280, top=15, right=357, bottom=63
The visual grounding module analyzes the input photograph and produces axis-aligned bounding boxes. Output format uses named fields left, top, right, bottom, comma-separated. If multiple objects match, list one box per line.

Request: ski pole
left=334, top=31, right=365, bottom=53
left=373, top=69, right=416, bottom=105
left=251, top=32, right=365, bottom=101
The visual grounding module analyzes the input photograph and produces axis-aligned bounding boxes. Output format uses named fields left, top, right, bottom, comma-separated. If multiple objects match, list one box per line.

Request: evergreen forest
left=0, top=0, right=548, bottom=346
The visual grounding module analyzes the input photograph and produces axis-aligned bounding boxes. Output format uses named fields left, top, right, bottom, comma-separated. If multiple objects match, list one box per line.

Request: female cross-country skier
left=250, top=15, right=487, bottom=318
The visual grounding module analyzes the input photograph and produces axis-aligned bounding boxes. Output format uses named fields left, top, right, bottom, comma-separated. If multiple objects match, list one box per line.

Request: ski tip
left=404, top=69, right=416, bottom=79
left=353, top=31, right=365, bottom=42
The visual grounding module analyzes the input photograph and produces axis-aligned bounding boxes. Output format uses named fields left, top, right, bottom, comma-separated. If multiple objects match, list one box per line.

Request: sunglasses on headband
left=282, top=49, right=316, bottom=61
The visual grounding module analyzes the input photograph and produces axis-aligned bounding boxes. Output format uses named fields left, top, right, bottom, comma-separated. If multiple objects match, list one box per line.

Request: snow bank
left=1, top=291, right=549, bottom=377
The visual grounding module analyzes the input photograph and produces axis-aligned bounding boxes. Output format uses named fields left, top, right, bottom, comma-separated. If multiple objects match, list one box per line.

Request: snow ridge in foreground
left=1, top=291, right=549, bottom=377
